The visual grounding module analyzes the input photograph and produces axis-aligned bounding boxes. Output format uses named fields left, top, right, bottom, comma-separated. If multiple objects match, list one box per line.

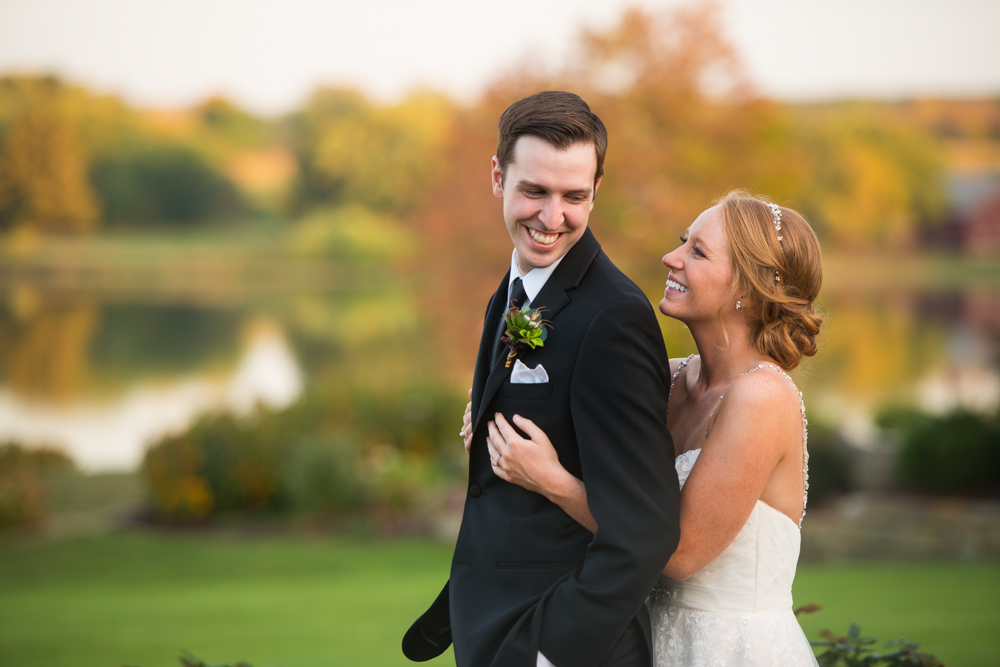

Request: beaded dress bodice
left=651, top=448, right=802, bottom=613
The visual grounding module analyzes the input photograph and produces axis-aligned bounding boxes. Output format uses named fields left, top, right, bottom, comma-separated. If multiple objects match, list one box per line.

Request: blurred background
left=0, top=1, right=998, bottom=665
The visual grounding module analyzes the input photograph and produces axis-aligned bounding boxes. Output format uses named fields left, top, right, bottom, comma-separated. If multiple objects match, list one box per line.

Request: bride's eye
left=679, top=235, right=688, bottom=244
left=694, top=246, right=706, bottom=258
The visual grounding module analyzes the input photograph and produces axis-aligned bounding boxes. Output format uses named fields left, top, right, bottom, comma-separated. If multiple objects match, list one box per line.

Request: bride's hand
left=486, top=413, right=565, bottom=497
left=460, top=388, right=472, bottom=454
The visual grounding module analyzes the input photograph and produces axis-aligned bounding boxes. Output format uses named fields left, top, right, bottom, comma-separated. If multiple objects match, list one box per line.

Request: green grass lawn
left=0, top=532, right=997, bottom=667
left=793, top=561, right=1000, bottom=666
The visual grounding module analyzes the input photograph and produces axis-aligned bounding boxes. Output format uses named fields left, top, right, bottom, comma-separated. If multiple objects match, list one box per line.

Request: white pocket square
left=510, top=360, right=549, bottom=384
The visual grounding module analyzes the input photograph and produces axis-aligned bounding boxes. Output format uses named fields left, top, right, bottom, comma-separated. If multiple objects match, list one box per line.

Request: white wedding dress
left=646, top=358, right=819, bottom=666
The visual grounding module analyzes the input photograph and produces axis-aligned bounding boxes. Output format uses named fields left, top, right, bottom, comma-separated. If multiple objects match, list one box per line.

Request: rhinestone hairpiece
left=767, top=203, right=782, bottom=282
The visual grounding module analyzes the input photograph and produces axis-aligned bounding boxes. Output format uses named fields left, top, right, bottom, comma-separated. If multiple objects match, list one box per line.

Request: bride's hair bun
left=717, top=190, right=823, bottom=370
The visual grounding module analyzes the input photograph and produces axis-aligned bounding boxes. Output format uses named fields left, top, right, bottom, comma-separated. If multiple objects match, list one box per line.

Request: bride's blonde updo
left=717, top=190, right=823, bottom=370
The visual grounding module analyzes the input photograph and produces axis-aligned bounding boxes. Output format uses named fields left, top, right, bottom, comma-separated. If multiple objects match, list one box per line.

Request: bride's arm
left=661, top=373, right=799, bottom=580
left=487, top=414, right=598, bottom=533
left=487, top=372, right=802, bottom=580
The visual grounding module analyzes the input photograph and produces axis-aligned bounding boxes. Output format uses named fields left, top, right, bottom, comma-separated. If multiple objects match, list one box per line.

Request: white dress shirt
left=507, top=249, right=567, bottom=308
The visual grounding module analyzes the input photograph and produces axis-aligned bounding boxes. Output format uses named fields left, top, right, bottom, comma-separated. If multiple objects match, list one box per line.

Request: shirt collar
left=508, top=249, right=566, bottom=306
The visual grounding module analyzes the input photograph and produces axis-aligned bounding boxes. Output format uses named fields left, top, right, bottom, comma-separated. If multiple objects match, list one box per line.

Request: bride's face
left=659, top=206, right=735, bottom=324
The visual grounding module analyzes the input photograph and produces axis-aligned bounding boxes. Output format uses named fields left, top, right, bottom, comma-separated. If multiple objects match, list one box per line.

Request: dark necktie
left=491, top=277, right=528, bottom=367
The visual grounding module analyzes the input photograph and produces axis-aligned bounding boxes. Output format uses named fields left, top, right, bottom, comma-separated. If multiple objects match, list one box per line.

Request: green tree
left=290, top=88, right=452, bottom=213
left=90, top=143, right=243, bottom=225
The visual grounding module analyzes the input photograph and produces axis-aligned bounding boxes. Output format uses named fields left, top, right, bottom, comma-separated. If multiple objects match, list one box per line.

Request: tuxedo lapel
left=473, top=229, right=602, bottom=432
left=475, top=352, right=514, bottom=432
left=472, top=270, right=511, bottom=430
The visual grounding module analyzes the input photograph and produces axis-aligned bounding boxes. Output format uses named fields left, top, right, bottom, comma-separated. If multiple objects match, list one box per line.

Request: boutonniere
left=501, top=305, right=551, bottom=368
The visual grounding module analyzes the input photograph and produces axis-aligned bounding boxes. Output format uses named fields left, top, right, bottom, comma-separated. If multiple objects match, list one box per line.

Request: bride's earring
left=735, top=299, right=741, bottom=310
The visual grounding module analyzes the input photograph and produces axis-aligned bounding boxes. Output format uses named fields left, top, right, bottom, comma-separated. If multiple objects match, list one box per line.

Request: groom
left=403, top=91, right=680, bottom=667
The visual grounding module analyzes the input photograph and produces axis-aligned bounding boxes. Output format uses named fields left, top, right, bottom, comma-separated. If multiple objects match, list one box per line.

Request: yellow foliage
left=304, top=90, right=452, bottom=212
left=290, top=204, right=416, bottom=259
left=788, top=107, right=946, bottom=249
left=226, top=147, right=297, bottom=196
left=0, top=104, right=99, bottom=232
left=0, top=300, right=99, bottom=401
left=815, top=142, right=912, bottom=246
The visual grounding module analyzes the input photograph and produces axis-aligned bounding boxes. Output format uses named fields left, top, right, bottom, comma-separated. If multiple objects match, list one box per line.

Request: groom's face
left=491, top=135, right=601, bottom=273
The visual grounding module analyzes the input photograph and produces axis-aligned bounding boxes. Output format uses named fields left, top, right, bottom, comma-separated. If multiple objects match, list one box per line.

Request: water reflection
left=0, top=283, right=997, bottom=470
left=797, top=289, right=1000, bottom=444
left=914, top=291, right=1000, bottom=414
left=0, top=292, right=99, bottom=401
left=0, top=316, right=301, bottom=471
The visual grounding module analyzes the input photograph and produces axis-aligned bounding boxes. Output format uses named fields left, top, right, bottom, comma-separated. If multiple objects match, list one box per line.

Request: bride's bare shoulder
left=725, top=367, right=802, bottom=434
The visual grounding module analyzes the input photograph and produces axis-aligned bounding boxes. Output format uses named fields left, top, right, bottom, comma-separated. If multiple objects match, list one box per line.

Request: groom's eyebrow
left=518, top=180, right=593, bottom=198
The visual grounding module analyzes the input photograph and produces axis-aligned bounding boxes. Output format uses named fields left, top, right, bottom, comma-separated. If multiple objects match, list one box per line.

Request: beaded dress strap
left=753, top=363, right=810, bottom=527
left=669, top=354, right=696, bottom=393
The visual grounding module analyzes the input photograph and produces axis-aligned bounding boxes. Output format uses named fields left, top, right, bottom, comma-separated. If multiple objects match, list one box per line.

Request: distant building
left=923, top=172, right=1000, bottom=255
left=965, top=185, right=1000, bottom=255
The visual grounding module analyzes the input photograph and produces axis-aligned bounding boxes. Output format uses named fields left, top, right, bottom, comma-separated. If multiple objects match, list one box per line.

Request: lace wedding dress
left=647, top=358, right=819, bottom=666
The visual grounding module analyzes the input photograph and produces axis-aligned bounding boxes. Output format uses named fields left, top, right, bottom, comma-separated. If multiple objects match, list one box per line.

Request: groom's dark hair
left=496, top=91, right=608, bottom=187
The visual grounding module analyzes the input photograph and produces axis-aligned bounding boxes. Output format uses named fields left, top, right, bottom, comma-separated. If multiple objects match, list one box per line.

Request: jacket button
left=469, top=484, right=482, bottom=498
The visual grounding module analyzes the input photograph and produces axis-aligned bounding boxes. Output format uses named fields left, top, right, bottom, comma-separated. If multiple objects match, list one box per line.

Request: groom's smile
left=527, top=227, right=560, bottom=246
left=492, top=135, right=601, bottom=274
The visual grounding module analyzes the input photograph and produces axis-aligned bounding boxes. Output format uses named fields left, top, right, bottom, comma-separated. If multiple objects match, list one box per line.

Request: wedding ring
left=492, top=455, right=502, bottom=466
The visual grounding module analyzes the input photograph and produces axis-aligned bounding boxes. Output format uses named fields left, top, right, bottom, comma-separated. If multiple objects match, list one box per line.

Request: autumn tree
left=788, top=104, right=946, bottom=248
left=289, top=88, right=453, bottom=214
left=0, top=77, right=99, bottom=233
left=406, top=6, right=806, bottom=381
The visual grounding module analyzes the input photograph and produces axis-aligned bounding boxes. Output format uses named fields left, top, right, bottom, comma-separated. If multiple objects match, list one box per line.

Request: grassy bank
left=0, top=532, right=454, bottom=667
left=793, top=560, right=1000, bottom=666
left=1, top=532, right=997, bottom=666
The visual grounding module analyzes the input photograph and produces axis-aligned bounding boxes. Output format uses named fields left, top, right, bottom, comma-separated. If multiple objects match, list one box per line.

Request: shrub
left=142, top=385, right=464, bottom=523
left=806, top=421, right=853, bottom=504
left=0, top=443, right=75, bottom=530
left=811, top=623, right=944, bottom=666
left=282, top=433, right=366, bottom=513
left=143, top=413, right=288, bottom=522
left=878, top=407, right=1000, bottom=496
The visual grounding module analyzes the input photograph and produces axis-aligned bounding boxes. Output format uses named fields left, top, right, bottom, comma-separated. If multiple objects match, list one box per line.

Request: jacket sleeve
left=499, top=298, right=681, bottom=666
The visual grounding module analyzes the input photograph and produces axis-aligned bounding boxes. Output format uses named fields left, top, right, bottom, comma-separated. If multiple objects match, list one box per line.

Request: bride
left=464, top=190, right=823, bottom=666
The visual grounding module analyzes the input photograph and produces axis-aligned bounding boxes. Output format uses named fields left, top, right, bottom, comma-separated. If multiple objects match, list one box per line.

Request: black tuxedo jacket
left=403, top=228, right=681, bottom=666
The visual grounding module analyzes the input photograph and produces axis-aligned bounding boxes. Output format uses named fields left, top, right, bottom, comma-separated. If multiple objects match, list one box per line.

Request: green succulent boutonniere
left=501, top=305, right=551, bottom=368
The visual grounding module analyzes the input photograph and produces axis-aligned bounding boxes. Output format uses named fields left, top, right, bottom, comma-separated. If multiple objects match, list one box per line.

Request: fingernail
left=513, top=414, right=522, bottom=421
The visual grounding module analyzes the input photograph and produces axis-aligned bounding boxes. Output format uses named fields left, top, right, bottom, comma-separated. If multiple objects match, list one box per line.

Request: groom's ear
left=491, top=156, right=504, bottom=199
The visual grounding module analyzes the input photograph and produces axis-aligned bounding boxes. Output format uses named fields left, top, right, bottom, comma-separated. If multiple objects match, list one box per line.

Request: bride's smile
left=659, top=206, right=738, bottom=329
